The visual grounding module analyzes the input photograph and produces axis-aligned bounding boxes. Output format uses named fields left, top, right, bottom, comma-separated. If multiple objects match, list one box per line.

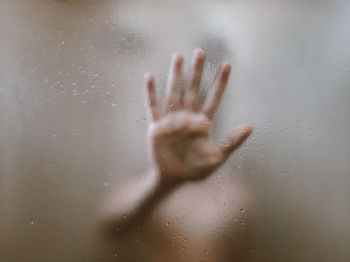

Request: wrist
left=152, top=167, right=181, bottom=191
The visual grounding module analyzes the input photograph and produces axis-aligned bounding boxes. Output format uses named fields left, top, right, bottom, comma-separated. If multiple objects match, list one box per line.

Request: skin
left=100, top=48, right=254, bottom=261
left=146, top=49, right=252, bottom=185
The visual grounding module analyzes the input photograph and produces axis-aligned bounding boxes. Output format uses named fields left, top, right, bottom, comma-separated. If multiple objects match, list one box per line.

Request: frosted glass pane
left=1, top=0, right=349, bottom=261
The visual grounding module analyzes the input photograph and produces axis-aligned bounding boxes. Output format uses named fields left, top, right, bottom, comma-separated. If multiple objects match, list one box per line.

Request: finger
left=220, top=124, right=253, bottom=161
left=202, top=62, right=231, bottom=119
left=184, top=48, right=206, bottom=110
left=165, top=53, right=184, bottom=113
left=145, top=73, right=159, bottom=121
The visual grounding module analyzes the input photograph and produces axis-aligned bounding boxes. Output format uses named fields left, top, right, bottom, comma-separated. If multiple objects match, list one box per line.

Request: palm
left=145, top=49, right=252, bottom=184
left=151, top=111, right=221, bottom=181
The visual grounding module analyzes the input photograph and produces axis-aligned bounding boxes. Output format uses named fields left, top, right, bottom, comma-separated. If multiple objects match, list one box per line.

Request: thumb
left=220, top=124, right=253, bottom=161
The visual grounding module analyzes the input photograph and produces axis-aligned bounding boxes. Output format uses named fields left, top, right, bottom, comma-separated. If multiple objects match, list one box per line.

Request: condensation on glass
left=0, top=0, right=350, bottom=261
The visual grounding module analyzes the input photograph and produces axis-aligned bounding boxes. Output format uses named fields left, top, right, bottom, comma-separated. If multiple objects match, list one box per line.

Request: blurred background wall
left=0, top=0, right=349, bottom=261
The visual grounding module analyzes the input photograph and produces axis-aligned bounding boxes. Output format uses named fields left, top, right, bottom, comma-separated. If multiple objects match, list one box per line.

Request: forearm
left=101, top=168, right=178, bottom=236
left=100, top=48, right=252, bottom=237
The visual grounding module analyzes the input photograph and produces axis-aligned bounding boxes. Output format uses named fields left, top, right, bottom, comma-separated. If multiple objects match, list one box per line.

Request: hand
left=145, top=48, right=252, bottom=185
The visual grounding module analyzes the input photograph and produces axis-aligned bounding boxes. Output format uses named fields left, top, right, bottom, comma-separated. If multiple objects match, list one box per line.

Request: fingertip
left=226, top=123, right=252, bottom=142
left=172, top=52, right=184, bottom=63
left=221, top=62, right=231, bottom=74
left=145, top=72, right=153, bottom=81
left=191, top=48, right=206, bottom=69
left=170, top=53, right=183, bottom=73
left=193, top=48, right=206, bottom=60
left=144, top=73, right=154, bottom=88
left=235, top=123, right=253, bottom=140
left=241, top=123, right=253, bottom=135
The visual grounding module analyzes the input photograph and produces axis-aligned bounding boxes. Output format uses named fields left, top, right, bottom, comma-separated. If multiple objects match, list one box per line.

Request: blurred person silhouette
left=100, top=48, right=256, bottom=262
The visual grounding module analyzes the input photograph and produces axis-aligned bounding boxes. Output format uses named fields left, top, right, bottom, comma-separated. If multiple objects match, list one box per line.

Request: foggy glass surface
left=1, top=0, right=350, bottom=261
